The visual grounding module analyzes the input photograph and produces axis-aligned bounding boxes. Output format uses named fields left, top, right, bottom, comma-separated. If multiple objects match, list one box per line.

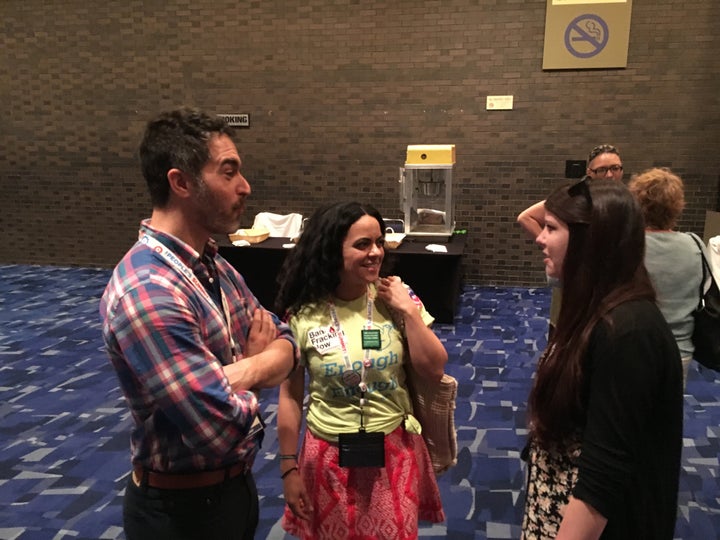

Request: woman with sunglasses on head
left=274, top=201, right=446, bottom=540
left=521, top=179, right=683, bottom=539
left=517, top=145, right=624, bottom=338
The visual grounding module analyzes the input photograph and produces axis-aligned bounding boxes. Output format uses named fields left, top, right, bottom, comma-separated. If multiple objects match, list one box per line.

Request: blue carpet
left=0, top=264, right=718, bottom=539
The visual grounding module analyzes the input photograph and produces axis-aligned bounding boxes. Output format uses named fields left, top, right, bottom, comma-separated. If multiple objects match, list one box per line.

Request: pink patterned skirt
left=282, top=424, right=445, bottom=540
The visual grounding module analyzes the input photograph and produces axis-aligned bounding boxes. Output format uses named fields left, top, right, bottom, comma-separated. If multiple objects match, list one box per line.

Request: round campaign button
left=341, top=370, right=361, bottom=386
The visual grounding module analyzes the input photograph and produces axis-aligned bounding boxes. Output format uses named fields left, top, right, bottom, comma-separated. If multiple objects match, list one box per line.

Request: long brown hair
left=528, top=179, right=655, bottom=446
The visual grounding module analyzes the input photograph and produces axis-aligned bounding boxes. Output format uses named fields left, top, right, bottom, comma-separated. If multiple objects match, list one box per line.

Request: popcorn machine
left=399, top=145, right=456, bottom=239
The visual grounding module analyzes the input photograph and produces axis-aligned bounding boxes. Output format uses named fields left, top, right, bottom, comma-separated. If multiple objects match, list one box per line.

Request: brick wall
left=2, top=0, right=718, bottom=286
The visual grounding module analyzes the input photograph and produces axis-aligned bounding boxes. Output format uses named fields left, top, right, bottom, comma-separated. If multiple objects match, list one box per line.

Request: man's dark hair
left=587, top=143, right=620, bottom=165
left=139, top=108, right=234, bottom=207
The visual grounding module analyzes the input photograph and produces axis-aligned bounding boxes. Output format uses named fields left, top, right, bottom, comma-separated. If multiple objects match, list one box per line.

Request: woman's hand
left=376, top=276, right=448, bottom=381
left=283, top=469, right=313, bottom=521
left=375, top=276, right=415, bottom=315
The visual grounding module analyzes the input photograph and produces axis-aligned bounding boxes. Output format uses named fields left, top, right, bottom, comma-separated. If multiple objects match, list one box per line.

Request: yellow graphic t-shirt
left=289, top=284, right=433, bottom=442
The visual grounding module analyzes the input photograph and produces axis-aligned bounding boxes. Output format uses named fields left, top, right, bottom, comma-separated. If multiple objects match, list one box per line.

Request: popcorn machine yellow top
left=399, top=144, right=456, bottom=239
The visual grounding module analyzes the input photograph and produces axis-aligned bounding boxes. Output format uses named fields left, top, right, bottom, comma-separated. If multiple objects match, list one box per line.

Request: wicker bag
left=405, top=364, right=458, bottom=475
left=385, top=299, right=458, bottom=474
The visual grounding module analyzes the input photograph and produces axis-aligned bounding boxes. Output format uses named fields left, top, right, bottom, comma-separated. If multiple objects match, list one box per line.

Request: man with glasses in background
left=517, top=144, right=624, bottom=239
left=586, top=143, right=624, bottom=180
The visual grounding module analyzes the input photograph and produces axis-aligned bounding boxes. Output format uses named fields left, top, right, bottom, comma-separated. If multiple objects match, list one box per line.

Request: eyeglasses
left=588, top=164, right=623, bottom=175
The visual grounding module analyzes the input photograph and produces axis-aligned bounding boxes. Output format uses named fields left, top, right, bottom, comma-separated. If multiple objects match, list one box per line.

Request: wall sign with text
left=217, top=114, right=250, bottom=128
left=543, top=0, right=632, bottom=70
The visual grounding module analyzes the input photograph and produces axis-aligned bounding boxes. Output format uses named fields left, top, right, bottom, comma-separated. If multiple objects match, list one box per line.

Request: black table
left=217, top=235, right=465, bottom=324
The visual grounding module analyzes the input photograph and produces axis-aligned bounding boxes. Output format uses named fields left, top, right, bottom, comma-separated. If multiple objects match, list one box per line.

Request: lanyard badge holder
left=338, top=389, right=385, bottom=468
left=141, top=233, right=266, bottom=440
left=330, top=290, right=385, bottom=468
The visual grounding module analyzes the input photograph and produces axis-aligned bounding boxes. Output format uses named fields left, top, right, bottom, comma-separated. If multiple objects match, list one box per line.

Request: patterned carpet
left=0, top=264, right=718, bottom=540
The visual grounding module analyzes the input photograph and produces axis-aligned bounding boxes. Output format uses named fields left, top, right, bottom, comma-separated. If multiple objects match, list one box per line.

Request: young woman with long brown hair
left=522, top=179, right=683, bottom=539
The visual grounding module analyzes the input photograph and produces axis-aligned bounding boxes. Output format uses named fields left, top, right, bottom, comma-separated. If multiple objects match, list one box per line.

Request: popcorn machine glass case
left=399, top=145, right=455, bottom=239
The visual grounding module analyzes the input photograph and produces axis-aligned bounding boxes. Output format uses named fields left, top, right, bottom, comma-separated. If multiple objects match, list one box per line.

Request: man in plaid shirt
left=100, top=108, right=297, bottom=539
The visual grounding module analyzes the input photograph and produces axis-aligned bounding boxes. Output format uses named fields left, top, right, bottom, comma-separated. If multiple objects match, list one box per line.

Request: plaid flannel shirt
left=100, top=221, right=297, bottom=472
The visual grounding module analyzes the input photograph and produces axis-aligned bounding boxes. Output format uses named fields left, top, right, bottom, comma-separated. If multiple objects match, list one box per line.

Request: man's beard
left=194, top=176, right=243, bottom=234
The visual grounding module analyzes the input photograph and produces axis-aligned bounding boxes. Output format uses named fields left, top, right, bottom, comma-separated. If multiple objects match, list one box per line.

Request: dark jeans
left=123, top=471, right=258, bottom=540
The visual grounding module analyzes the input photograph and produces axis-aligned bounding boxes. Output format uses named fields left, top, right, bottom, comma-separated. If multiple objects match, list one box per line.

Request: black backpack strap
left=687, top=232, right=710, bottom=309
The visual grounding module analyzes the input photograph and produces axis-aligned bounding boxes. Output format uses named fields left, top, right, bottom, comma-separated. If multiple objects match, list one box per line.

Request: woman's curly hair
left=274, top=202, right=386, bottom=317
left=628, top=167, right=685, bottom=230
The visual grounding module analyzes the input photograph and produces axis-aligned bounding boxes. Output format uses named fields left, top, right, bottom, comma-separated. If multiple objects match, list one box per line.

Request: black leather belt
left=132, top=462, right=249, bottom=490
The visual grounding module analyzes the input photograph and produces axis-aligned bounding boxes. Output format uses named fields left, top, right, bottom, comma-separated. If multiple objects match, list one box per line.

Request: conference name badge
left=308, top=326, right=341, bottom=355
